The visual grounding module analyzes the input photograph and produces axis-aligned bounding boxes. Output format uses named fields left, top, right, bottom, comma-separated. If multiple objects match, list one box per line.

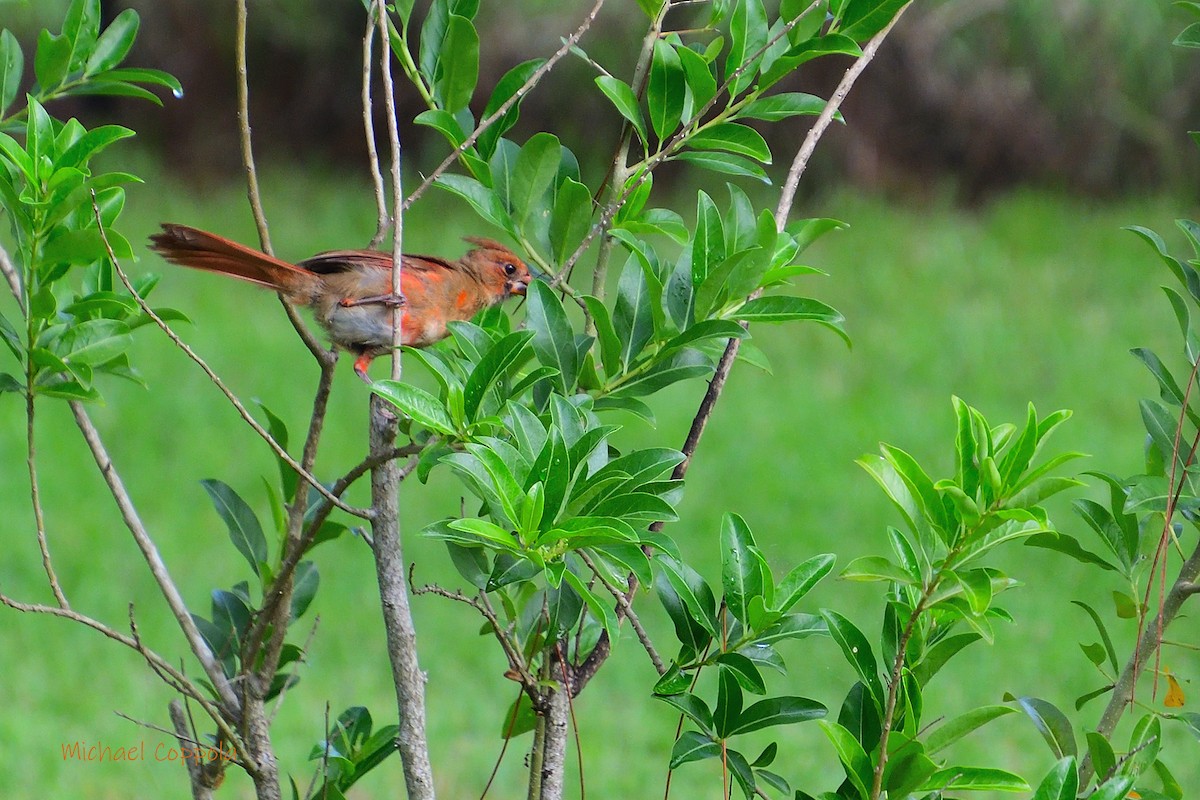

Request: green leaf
left=57, top=319, right=131, bottom=366
left=692, top=190, right=725, bottom=287
left=63, top=0, right=101, bottom=72
left=657, top=555, right=719, bottom=638
left=463, top=330, right=534, bottom=420
left=477, top=58, right=543, bottom=158
left=820, top=609, right=883, bottom=712
left=86, top=8, right=139, bottom=75
left=913, top=633, right=981, bottom=685
left=713, top=665, right=743, bottom=737
left=671, top=150, right=769, bottom=183
left=725, top=0, right=768, bottom=98
left=611, top=349, right=712, bottom=398
left=818, top=720, right=872, bottom=800
left=1010, top=696, right=1076, bottom=758
left=370, top=380, right=457, bottom=434
left=1027, top=757, right=1077, bottom=800
left=775, top=553, right=835, bottom=612
left=201, top=479, right=267, bottom=575
left=525, top=280, right=578, bottom=392
left=511, top=132, right=561, bottom=224
left=838, top=0, right=909, bottom=41
left=730, top=695, right=825, bottom=735
left=434, top=173, right=508, bottom=231
left=676, top=43, right=716, bottom=121
left=648, top=39, right=685, bottom=142
left=583, top=296, right=622, bottom=380
left=550, top=177, right=592, bottom=265
left=669, top=730, right=720, bottom=768
left=840, top=555, right=915, bottom=584
left=922, top=766, right=1033, bottom=793
left=35, top=30, right=71, bottom=92
left=1085, top=731, right=1116, bottom=782
left=925, top=705, right=1017, bottom=755
left=613, top=256, right=655, bottom=369
left=1070, top=600, right=1120, bottom=675
left=731, top=295, right=845, bottom=329
left=721, top=512, right=763, bottom=623
left=688, top=122, right=771, bottom=163
left=595, top=75, right=647, bottom=147
left=0, top=30, right=22, bottom=117
left=740, top=92, right=830, bottom=121
left=290, top=561, right=319, bottom=620
left=657, top=692, right=714, bottom=735
left=1176, top=22, right=1200, bottom=48
left=433, top=14, right=479, bottom=111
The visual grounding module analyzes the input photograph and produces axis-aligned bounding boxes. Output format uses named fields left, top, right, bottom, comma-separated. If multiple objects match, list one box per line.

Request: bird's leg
left=339, top=293, right=406, bottom=308
left=353, top=352, right=375, bottom=383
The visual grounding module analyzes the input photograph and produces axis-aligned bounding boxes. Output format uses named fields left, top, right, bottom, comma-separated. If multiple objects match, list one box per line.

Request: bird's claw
left=339, top=293, right=406, bottom=309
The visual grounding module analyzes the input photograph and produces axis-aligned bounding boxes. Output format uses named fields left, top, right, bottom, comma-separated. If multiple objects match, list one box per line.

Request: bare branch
left=403, top=0, right=608, bottom=211
left=169, top=701, right=216, bottom=800
left=578, top=551, right=664, bottom=676
left=367, top=6, right=435, bottom=795
left=0, top=591, right=248, bottom=764
left=362, top=13, right=390, bottom=247
left=235, top=0, right=271, bottom=253
left=25, top=390, right=68, bottom=608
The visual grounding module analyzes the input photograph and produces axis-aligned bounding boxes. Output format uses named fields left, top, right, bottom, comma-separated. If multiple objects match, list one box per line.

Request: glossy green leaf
left=525, top=280, right=578, bottom=392
left=290, top=561, right=319, bottom=620
left=669, top=730, right=719, bottom=768
left=611, top=349, right=712, bottom=398
left=57, top=319, right=131, bottom=366
left=370, top=380, right=457, bottom=434
left=612, top=255, right=655, bottom=369
left=511, top=131, right=560, bottom=225
left=35, top=30, right=71, bottom=92
left=688, top=122, right=771, bottom=163
left=775, top=553, right=835, bottom=612
left=740, top=91, right=830, bottom=121
left=648, top=38, right=685, bottom=142
left=725, top=0, right=767, bottom=97
left=1027, top=757, right=1077, bottom=800
left=721, top=512, right=763, bottom=623
left=0, top=30, right=22, bottom=117
left=463, top=330, right=534, bottom=420
left=731, top=695, right=825, bottom=735
left=840, top=555, right=914, bottom=584
left=838, top=0, right=909, bottom=41
left=818, top=720, right=872, bottom=799
left=671, top=150, right=769, bottom=183
left=676, top=43, right=716, bottom=121
left=922, top=766, right=1032, bottom=793
left=550, top=177, right=592, bottom=264
left=657, top=555, right=719, bottom=638
left=594, top=75, right=647, bottom=147
left=731, top=295, right=845, bottom=328
left=925, top=705, right=1017, bottom=755
left=658, top=692, right=714, bottom=735
left=1010, top=695, right=1076, bottom=758
left=820, top=609, right=883, bottom=711
left=86, top=8, right=139, bottom=75
left=201, top=479, right=267, bottom=575
left=713, top=665, right=743, bottom=737
left=477, top=58, right=543, bottom=158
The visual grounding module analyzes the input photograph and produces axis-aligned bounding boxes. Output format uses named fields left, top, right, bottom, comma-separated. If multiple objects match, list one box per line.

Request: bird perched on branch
left=149, top=223, right=532, bottom=380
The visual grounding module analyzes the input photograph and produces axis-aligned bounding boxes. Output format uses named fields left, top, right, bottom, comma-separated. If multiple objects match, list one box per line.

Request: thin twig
left=168, top=701, right=217, bottom=800
left=0, top=591, right=249, bottom=764
left=362, top=12, right=390, bottom=246
left=376, top=1, right=405, bottom=385
left=26, top=388, right=68, bottom=608
left=578, top=551, right=664, bottom=675
left=481, top=688, right=527, bottom=800
left=235, top=0, right=271, bottom=253
left=67, top=402, right=242, bottom=715
left=402, top=0, right=608, bottom=211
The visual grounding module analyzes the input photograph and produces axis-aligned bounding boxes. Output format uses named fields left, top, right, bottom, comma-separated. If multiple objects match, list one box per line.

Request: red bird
left=149, top=224, right=532, bottom=379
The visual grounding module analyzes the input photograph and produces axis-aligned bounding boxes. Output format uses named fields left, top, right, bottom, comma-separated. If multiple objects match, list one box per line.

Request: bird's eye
left=503, top=263, right=517, bottom=276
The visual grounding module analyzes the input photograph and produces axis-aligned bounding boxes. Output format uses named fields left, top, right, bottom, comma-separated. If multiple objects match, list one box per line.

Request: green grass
left=1, top=170, right=1198, bottom=798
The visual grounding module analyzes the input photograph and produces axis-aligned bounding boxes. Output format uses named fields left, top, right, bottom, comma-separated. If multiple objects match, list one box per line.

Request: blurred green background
left=3, top=1, right=1200, bottom=798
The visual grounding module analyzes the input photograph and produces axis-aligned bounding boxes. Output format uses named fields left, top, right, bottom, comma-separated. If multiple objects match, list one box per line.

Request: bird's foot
left=339, top=293, right=406, bottom=309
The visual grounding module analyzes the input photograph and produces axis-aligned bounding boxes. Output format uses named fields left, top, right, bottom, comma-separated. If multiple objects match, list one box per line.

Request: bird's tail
left=149, top=223, right=319, bottom=300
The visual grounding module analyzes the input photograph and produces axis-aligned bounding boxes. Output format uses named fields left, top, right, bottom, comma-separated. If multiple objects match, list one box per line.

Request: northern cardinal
left=148, top=224, right=532, bottom=379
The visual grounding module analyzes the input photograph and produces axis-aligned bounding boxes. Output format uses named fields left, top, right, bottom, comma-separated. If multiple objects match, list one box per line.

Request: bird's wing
left=298, top=250, right=456, bottom=275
